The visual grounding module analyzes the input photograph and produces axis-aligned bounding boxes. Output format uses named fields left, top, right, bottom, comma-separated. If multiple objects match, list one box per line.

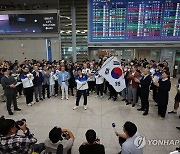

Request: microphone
left=112, top=123, right=116, bottom=131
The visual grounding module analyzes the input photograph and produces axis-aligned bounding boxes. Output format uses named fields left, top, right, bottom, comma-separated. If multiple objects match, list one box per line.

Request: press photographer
left=44, top=126, right=74, bottom=154
left=0, top=116, right=45, bottom=153
left=79, top=129, right=105, bottom=154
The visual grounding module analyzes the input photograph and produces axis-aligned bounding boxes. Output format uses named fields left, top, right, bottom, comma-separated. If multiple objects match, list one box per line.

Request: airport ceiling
left=0, top=0, right=61, bottom=10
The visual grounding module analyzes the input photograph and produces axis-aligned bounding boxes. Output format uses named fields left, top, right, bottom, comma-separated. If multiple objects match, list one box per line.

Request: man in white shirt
left=115, top=121, right=143, bottom=154
left=95, top=65, right=104, bottom=98
left=73, top=68, right=89, bottom=110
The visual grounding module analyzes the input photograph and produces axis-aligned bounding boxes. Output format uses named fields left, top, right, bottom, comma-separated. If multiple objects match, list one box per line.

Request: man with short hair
left=32, top=65, right=44, bottom=102
left=73, top=68, right=89, bottom=110
left=41, top=65, right=50, bottom=99
left=115, top=121, right=143, bottom=154
left=79, top=129, right=105, bottom=154
left=136, top=67, right=152, bottom=116
left=127, top=65, right=140, bottom=107
left=1, top=68, right=21, bottom=115
left=58, top=66, right=70, bottom=100
left=44, top=126, right=74, bottom=154
left=0, top=117, right=44, bottom=153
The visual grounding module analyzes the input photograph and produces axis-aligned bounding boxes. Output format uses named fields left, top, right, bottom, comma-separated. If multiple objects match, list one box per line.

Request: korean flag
left=99, top=57, right=126, bottom=92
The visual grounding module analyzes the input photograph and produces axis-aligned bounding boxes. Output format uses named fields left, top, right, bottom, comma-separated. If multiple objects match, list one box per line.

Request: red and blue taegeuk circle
left=111, top=67, right=122, bottom=79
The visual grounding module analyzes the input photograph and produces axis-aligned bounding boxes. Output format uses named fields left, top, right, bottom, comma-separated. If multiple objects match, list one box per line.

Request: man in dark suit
left=136, top=67, right=152, bottom=116
left=32, top=65, right=44, bottom=102
left=1, top=68, right=21, bottom=115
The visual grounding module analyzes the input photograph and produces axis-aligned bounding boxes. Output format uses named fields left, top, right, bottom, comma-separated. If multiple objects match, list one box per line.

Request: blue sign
left=46, top=39, right=52, bottom=62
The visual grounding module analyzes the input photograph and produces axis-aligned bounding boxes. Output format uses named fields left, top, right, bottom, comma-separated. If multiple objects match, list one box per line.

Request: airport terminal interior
left=0, top=0, right=180, bottom=154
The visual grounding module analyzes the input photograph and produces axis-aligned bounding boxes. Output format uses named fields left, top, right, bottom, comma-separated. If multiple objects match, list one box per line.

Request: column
left=71, top=6, right=77, bottom=62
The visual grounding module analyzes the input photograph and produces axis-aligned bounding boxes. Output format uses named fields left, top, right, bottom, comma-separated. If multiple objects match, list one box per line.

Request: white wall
left=0, top=39, right=60, bottom=62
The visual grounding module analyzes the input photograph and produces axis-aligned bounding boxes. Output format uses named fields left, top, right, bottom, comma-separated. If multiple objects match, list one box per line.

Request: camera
left=15, top=119, right=26, bottom=130
left=62, top=132, right=70, bottom=140
left=94, top=138, right=100, bottom=144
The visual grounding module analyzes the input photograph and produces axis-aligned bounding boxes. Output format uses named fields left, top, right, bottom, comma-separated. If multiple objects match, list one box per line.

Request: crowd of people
left=0, top=57, right=180, bottom=153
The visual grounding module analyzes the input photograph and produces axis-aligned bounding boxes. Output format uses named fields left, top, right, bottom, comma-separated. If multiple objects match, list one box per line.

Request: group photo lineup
left=0, top=0, right=180, bottom=154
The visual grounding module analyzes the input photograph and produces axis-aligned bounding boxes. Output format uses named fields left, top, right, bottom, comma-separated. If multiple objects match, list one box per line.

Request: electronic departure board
left=89, top=0, right=180, bottom=42
left=0, top=13, right=58, bottom=34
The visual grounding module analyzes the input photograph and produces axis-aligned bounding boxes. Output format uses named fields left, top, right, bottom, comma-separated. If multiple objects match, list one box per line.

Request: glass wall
left=59, top=0, right=88, bottom=62
left=75, top=0, right=88, bottom=63
left=59, top=0, right=73, bottom=61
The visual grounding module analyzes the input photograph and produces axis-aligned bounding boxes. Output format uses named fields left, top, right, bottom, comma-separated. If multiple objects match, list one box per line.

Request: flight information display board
left=0, top=13, right=58, bottom=34
left=89, top=0, right=180, bottom=42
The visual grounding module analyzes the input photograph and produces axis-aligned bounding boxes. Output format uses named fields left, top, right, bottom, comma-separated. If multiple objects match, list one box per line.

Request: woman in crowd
left=154, top=71, right=171, bottom=119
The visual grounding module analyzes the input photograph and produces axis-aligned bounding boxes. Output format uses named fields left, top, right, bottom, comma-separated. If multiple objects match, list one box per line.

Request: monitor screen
left=89, top=0, right=180, bottom=42
left=0, top=13, right=58, bottom=34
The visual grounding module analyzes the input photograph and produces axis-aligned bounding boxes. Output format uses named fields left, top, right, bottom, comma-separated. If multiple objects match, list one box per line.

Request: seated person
left=79, top=129, right=105, bottom=154
left=0, top=116, right=44, bottom=153
left=44, top=127, right=74, bottom=154
left=115, top=121, right=143, bottom=154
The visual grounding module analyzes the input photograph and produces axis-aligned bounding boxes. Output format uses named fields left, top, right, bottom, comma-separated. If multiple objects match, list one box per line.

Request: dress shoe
left=121, top=99, right=126, bottom=101
left=168, top=111, right=177, bottom=114
left=8, top=111, right=13, bottom=115
left=137, top=108, right=145, bottom=111
left=40, top=98, right=43, bottom=101
left=176, top=127, right=180, bottom=130
left=155, top=104, right=158, bottom=106
left=143, top=112, right=148, bottom=116
left=108, top=96, right=112, bottom=100
left=14, top=108, right=21, bottom=111
left=36, top=99, right=39, bottom=102
left=113, top=97, right=117, bottom=101
left=126, top=102, right=131, bottom=105
left=132, top=104, right=135, bottom=107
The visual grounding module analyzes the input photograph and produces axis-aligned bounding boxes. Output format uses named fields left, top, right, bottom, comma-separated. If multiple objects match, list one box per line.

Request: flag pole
left=76, top=56, right=115, bottom=91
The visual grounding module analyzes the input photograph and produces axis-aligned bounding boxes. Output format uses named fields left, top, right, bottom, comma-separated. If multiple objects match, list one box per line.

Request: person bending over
left=0, top=116, right=44, bottom=153
left=79, top=129, right=105, bottom=154
left=44, top=126, right=74, bottom=154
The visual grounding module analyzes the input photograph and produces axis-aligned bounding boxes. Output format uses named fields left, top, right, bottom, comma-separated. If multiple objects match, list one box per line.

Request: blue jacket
left=32, top=71, right=44, bottom=87
left=58, top=71, right=70, bottom=86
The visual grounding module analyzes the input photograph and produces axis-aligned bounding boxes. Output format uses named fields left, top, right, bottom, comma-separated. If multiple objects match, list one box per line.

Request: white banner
left=99, top=57, right=126, bottom=92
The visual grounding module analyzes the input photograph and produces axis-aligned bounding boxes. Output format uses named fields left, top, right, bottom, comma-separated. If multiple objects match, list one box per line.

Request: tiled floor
left=0, top=78, right=180, bottom=154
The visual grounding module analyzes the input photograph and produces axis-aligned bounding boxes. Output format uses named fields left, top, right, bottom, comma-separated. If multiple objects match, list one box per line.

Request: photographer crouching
left=0, top=116, right=45, bottom=154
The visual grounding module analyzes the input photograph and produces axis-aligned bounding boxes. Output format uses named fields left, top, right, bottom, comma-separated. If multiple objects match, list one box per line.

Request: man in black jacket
left=32, top=65, right=44, bottom=102
left=136, top=67, right=152, bottom=116
left=79, top=129, right=105, bottom=154
left=1, top=68, right=21, bottom=115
